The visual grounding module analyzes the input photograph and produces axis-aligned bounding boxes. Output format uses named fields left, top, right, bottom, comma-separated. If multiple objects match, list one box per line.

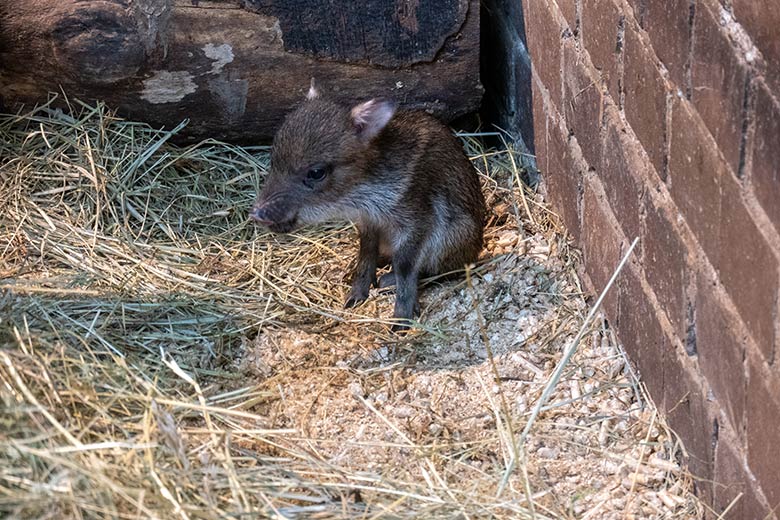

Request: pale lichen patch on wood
left=203, top=43, right=234, bottom=75
left=141, top=70, right=197, bottom=103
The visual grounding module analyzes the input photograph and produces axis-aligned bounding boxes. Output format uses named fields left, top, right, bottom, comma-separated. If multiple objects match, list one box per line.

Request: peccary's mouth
left=266, top=218, right=298, bottom=233
left=250, top=203, right=298, bottom=233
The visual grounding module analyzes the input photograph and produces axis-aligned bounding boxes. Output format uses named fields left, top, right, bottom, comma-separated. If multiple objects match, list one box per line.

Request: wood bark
left=0, top=0, right=481, bottom=142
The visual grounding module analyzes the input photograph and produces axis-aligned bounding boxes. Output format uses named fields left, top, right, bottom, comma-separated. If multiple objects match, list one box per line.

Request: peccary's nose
left=250, top=204, right=274, bottom=224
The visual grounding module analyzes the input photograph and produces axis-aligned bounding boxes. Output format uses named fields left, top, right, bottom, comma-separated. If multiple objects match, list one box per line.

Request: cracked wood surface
left=0, top=0, right=481, bottom=141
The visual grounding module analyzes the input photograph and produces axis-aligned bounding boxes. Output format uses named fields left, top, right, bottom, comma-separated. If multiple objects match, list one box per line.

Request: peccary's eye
left=306, top=164, right=330, bottom=181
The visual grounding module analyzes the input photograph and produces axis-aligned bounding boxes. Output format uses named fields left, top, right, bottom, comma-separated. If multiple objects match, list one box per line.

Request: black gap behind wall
left=480, top=0, right=536, bottom=173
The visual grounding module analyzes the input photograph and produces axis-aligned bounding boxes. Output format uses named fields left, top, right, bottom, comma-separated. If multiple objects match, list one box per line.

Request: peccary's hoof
left=390, top=320, right=412, bottom=333
left=344, top=290, right=369, bottom=309
left=389, top=304, right=420, bottom=333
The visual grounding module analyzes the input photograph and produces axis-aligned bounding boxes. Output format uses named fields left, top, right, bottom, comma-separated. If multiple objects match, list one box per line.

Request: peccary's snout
left=249, top=203, right=274, bottom=225
left=250, top=196, right=299, bottom=233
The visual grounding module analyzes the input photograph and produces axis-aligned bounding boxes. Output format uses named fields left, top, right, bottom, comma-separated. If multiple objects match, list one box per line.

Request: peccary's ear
left=350, top=99, right=396, bottom=141
left=306, top=78, right=319, bottom=100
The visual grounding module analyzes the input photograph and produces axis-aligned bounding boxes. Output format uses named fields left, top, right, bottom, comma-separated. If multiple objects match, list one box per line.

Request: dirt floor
left=0, top=100, right=702, bottom=518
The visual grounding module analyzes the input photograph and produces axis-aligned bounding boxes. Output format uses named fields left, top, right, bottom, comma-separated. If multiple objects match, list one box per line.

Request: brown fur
left=252, top=91, right=485, bottom=330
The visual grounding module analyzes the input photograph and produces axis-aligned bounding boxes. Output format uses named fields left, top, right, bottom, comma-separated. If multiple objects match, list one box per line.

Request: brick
left=525, top=0, right=564, bottom=112
left=643, top=197, right=688, bottom=337
left=582, top=0, right=622, bottom=101
left=748, top=495, right=779, bottom=520
left=746, top=349, right=780, bottom=511
left=555, top=0, right=577, bottom=31
left=546, top=115, right=583, bottom=240
left=712, top=437, right=745, bottom=519
left=627, top=0, right=645, bottom=27
left=713, top=429, right=774, bottom=520
left=599, top=115, right=643, bottom=244
left=663, top=348, right=716, bottom=503
left=719, top=173, right=778, bottom=360
left=695, top=274, right=746, bottom=436
left=582, top=175, right=624, bottom=320
left=668, top=98, right=723, bottom=267
left=644, top=0, right=692, bottom=88
left=532, top=77, right=549, bottom=172
left=751, top=83, right=780, bottom=235
left=691, top=1, right=749, bottom=175
left=732, top=0, right=780, bottom=92
left=562, top=39, right=603, bottom=168
left=521, top=0, right=531, bottom=22
left=624, top=22, right=669, bottom=176
left=617, top=264, right=665, bottom=404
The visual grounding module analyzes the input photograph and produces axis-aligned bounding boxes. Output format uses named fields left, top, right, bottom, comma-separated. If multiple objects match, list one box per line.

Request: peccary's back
left=374, top=110, right=485, bottom=273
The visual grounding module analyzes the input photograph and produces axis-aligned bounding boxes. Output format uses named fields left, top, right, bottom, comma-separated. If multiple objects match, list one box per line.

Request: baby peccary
left=251, top=85, right=485, bottom=330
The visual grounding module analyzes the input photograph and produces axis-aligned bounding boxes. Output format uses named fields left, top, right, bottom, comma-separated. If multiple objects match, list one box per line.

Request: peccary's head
left=251, top=82, right=396, bottom=233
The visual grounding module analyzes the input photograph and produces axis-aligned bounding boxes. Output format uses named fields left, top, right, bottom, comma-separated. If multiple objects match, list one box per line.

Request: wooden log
left=0, top=0, right=482, bottom=142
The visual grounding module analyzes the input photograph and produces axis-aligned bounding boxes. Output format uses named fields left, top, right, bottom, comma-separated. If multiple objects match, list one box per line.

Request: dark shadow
left=480, top=0, right=536, bottom=174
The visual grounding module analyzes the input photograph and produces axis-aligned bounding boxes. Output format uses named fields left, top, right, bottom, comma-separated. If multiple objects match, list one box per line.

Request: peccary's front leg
left=390, top=242, right=420, bottom=332
left=345, top=226, right=380, bottom=308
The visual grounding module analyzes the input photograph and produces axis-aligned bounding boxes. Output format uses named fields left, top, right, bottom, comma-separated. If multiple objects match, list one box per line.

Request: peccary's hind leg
left=345, top=226, right=380, bottom=308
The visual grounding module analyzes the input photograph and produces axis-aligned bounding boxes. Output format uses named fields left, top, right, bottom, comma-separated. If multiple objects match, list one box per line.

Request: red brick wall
left=521, top=0, right=780, bottom=516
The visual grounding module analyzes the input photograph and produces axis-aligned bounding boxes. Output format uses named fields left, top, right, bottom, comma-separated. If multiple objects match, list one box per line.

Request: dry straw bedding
left=0, top=99, right=702, bottom=519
